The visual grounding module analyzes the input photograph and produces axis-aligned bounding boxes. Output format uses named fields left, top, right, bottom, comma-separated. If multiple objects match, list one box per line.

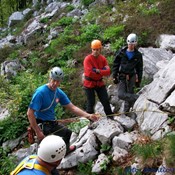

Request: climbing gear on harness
left=27, top=123, right=44, bottom=144
left=10, top=155, right=50, bottom=175
left=113, top=77, right=119, bottom=84
left=50, top=67, right=64, bottom=81
left=38, top=135, right=66, bottom=163
left=27, top=126, right=35, bottom=144
left=91, top=40, right=102, bottom=49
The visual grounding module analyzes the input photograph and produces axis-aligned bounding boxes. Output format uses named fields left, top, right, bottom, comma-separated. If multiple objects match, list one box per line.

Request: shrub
left=103, top=25, right=125, bottom=42
left=0, top=147, right=17, bottom=175
left=77, top=160, right=95, bottom=175
left=81, top=0, right=95, bottom=7
left=163, top=135, right=175, bottom=167
left=78, top=24, right=102, bottom=45
left=51, top=17, right=73, bottom=28
left=68, top=118, right=90, bottom=134
left=131, top=139, right=162, bottom=162
left=0, top=46, right=15, bottom=63
left=0, top=72, right=46, bottom=142
left=110, top=37, right=125, bottom=52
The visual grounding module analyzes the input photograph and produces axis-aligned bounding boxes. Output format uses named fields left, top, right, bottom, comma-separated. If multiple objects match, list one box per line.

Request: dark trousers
left=37, top=120, right=72, bottom=151
left=84, top=86, right=113, bottom=116
left=118, top=75, right=138, bottom=113
left=51, top=168, right=60, bottom=175
left=43, top=122, right=72, bottom=149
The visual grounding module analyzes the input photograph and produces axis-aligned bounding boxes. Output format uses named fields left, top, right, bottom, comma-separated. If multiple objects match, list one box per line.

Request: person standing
left=112, top=33, right=143, bottom=115
left=27, top=67, right=99, bottom=153
left=11, top=135, right=66, bottom=175
left=83, top=39, right=113, bottom=117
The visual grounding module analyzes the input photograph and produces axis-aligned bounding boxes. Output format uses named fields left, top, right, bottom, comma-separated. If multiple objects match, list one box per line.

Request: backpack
left=10, top=155, right=50, bottom=175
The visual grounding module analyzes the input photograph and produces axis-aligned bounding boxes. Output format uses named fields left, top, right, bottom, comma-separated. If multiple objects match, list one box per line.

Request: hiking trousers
left=36, top=120, right=72, bottom=151
left=84, top=85, right=113, bottom=116
left=118, top=74, right=139, bottom=113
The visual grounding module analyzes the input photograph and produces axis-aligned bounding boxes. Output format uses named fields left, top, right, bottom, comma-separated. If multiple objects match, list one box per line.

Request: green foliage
left=167, top=115, right=175, bottom=124
left=46, top=26, right=78, bottom=59
left=62, top=67, right=78, bottom=82
left=40, top=17, right=49, bottom=24
left=0, top=76, right=11, bottom=104
left=51, top=17, right=73, bottom=28
left=138, top=2, right=160, bottom=16
left=0, top=147, right=17, bottom=175
left=77, top=160, right=96, bottom=175
left=164, top=134, right=175, bottom=167
left=0, top=28, right=9, bottom=39
left=78, top=24, right=102, bottom=45
left=27, top=51, right=49, bottom=73
left=100, top=156, right=111, bottom=171
left=100, top=144, right=111, bottom=152
left=47, top=44, right=80, bottom=67
left=1, top=1, right=175, bottom=174
left=106, top=55, right=114, bottom=68
left=68, top=118, right=90, bottom=134
left=103, top=25, right=125, bottom=41
left=8, top=50, right=20, bottom=60
left=57, top=44, right=80, bottom=63
left=131, top=140, right=162, bottom=161
left=81, top=0, right=95, bottom=7
left=55, top=103, right=65, bottom=120
left=0, top=116, right=28, bottom=142
left=139, top=31, right=149, bottom=46
left=0, top=46, right=15, bottom=63
left=110, top=37, right=125, bottom=52
left=0, top=72, right=46, bottom=142
left=65, top=4, right=75, bottom=12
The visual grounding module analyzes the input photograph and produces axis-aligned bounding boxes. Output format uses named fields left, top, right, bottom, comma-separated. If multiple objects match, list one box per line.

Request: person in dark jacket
left=112, top=33, right=143, bottom=115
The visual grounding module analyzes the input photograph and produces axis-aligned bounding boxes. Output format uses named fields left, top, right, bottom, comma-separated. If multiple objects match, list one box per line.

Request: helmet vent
left=51, top=155, right=56, bottom=159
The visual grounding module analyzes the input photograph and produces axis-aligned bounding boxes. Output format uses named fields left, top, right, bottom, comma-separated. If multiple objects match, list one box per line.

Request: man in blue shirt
left=11, top=135, right=66, bottom=175
left=27, top=67, right=99, bottom=153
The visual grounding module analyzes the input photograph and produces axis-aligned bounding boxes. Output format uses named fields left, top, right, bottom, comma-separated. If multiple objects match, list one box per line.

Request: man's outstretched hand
left=89, top=113, right=101, bottom=121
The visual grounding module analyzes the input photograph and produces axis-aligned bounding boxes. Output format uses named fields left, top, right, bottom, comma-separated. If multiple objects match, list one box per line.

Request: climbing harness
left=10, top=155, right=50, bottom=175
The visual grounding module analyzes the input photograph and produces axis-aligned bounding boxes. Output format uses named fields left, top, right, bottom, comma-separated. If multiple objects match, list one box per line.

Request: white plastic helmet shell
left=127, top=33, right=137, bottom=44
left=50, top=67, right=64, bottom=81
left=37, top=135, right=66, bottom=163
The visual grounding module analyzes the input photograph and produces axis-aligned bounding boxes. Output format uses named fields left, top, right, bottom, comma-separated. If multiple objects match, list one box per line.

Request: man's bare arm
left=27, top=108, right=45, bottom=141
left=64, top=103, right=100, bottom=121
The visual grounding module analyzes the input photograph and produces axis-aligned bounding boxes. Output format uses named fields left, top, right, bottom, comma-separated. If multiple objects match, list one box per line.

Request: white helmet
left=127, top=33, right=137, bottom=44
left=50, top=67, right=64, bottom=81
left=37, top=135, right=66, bottom=163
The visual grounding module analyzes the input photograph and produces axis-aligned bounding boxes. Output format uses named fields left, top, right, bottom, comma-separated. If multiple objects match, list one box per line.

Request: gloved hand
left=92, top=68, right=100, bottom=74
left=113, top=77, right=119, bottom=84
left=135, top=82, right=140, bottom=88
left=92, top=68, right=96, bottom=72
left=102, top=67, right=107, bottom=70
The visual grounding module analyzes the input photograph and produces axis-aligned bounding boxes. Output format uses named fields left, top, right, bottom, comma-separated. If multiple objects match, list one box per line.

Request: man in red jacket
left=83, top=40, right=113, bottom=117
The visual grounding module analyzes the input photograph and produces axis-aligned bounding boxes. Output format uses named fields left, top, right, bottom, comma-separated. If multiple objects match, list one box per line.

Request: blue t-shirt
left=126, top=50, right=135, bottom=60
left=29, top=84, right=70, bottom=121
left=18, top=167, right=46, bottom=175
left=17, top=156, right=46, bottom=175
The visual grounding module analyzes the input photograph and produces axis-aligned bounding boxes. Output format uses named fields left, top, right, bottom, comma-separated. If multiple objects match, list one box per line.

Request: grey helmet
left=127, top=33, right=137, bottom=44
left=50, top=67, right=64, bottom=81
